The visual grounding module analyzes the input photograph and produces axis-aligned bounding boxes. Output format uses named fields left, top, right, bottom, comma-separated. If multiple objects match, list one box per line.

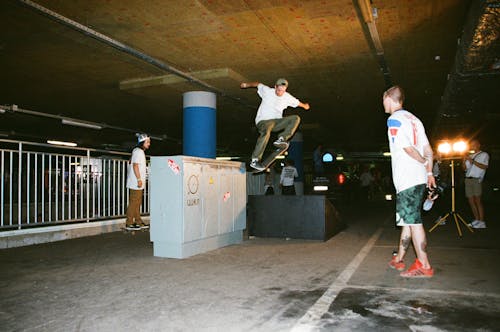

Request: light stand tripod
left=429, top=158, right=473, bottom=237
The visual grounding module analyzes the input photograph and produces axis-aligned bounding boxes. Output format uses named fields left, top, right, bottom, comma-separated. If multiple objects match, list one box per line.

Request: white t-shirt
left=280, top=166, right=298, bottom=186
left=126, top=147, right=147, bottom=190
left=465, top=151, right=489, bottom=181
left=255, top=84, right=300, bottom=124
left=387, top=110, right=429, bottom=193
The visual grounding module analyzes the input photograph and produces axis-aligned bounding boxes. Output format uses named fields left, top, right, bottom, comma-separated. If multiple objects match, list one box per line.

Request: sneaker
left=472, top=220, right=486, bottom=229
left=388, top=256, right=405, bottom=271
left=250, top=160, right=265, bottom=171
left=126, top=223, right=141, bottom=230
left=467, top=220, right=480, bottom=228
left=140, top=223, right=150, bottom=229
left=400, top=259, right=434, bottom=278
left=273, top=137, right=289, bottom=149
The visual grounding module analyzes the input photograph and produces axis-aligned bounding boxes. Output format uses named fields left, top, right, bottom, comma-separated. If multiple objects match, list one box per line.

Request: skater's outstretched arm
left=240, top=82, right=259, bottom=89
left=298, top=102, right=310, bottom=110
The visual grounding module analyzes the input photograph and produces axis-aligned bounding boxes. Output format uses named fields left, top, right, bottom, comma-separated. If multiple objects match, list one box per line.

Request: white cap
left=137, top=133, right=150, bottom=143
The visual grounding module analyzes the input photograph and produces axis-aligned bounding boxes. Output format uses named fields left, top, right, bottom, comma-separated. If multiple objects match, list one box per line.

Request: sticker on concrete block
left=168, top=159, right=180, bottom=175
left=223, top=191, right=231, bottom=202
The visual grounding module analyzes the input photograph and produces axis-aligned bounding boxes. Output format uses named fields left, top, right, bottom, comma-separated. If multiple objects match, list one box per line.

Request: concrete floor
left=1, top=197, right=499, bottom=332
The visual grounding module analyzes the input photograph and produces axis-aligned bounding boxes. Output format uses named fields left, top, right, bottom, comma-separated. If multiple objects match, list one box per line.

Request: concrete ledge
left=0, top=218, right=149, bottom=249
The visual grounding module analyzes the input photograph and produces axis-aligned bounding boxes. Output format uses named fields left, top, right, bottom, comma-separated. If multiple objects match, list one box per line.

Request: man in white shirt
left=384, top=86, right=435, bottom=278
left=240, top=79, right=310, bottom=171
left=280, top=159, right=298, bottom=195
left=463, top=139, right=489, bottom=229
left=125, top=134, right=150, bottom=230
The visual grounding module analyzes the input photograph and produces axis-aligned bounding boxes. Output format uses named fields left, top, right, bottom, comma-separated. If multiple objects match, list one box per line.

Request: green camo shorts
left=396, top=184, right=426, bottom=226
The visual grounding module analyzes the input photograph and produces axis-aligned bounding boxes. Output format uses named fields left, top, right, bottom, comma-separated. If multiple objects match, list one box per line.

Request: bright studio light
left=437, top=142, right=451, bottom=154
left=452, top=140, right=468, bottom=154
left=437, top=139, right=468, bottom=156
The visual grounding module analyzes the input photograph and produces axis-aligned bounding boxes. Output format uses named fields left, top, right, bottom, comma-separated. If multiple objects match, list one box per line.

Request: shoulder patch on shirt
left=387, top=118, right=402, bottom=143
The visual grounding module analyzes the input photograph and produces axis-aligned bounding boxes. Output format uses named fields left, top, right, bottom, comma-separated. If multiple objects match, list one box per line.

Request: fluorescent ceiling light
left=62, top=119, right=102, bottom=130
left=383, top=152, right=391, bottom=157
left=47, top=140, right=77, bottom=147
left=314, top=186, right=329, bottom=191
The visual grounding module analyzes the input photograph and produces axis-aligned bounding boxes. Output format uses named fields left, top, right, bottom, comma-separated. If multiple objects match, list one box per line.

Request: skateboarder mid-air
left=240, top=78, right=310, bottom=171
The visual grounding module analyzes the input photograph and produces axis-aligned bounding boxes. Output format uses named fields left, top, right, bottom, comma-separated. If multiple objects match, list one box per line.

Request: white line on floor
left=290, top=226, right=384, bottom=332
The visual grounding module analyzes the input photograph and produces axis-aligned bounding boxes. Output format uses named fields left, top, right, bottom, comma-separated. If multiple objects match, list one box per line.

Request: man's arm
left=465, top=153, right=488, bottom=170
left=240, top=82, right=260, bottom=89
left=133, top=163, right=142, bottom=187
left=298, top=101, right=310, bottom=110
left=403, top=144, right=435, bottom=187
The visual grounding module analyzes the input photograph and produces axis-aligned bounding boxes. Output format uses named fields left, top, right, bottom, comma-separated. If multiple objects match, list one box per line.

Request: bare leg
left=411, top=225, right=431, bottom=269
left=473, top=196, right=485, bottom=221
left=395, top=226, right=411, bottom=262
left=468, top=196, right=480, bottom=220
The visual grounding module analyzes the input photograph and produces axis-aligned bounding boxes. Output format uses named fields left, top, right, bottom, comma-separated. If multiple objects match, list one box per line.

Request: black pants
left=282, top=185, right=296, bottom=195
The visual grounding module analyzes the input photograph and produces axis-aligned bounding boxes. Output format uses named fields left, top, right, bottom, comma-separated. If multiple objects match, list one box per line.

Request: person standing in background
left=125, top=133, right=150, bottom=230
left=463, top=139, right=489, bottom=229
left=280, top=159, right=298, bottom=195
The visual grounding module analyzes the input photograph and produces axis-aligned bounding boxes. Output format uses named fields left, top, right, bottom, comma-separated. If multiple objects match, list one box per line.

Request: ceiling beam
left=119, top=68, right=247, bottom=90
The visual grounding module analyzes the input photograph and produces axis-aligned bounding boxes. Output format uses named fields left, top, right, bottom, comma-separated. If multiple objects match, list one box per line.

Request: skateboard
left=252, top=145, right=288, bottom=173
left=121, top=225, right=149, bottom=235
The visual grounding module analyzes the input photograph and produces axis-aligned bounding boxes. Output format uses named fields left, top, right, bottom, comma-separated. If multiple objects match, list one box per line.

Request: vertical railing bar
left=27, top=152, right=30, bottom=224
left=122, top=161, right=125, bottom=215
left=102, top=160, right=105, bottom=217
left=62, top=156, right=65, bottom=221
left=80, top=157, right=84, bottom=220
left=34, top=154, right=38, bottom=224
left=86, top=151, right=90, bottom=222
left=48, top=154, right=52, bottom=222
left=107, top=160, right=111, bottom=217
left=92, top=160, right=96, bottom=219
left=18, top=143, right=22, bottom=229
left=9, top=151, right=13, bottom=226
left=68, top=156, right=72, bottom=220
left=98, top=160, right=101, bottom=218
left=112, top=160, right=116, bottom=216
left=117, top=160, right=121, bottom=215
left=41, top=154, right=45, bottom=223
left=1, top=150, right=4, bottom=227
left=74, top=156, right=77, bottom=220
left=80, top=157, right=83, bottom=220
left=55, top=155, right=59, bottom=222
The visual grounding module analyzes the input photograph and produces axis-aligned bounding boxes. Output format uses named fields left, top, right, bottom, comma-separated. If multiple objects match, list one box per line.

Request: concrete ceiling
left=1, top=0, right=499, bottom=158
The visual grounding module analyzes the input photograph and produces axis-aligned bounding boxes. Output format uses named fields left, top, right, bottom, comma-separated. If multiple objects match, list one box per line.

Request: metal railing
left=0, top=139, right=150, bottom=230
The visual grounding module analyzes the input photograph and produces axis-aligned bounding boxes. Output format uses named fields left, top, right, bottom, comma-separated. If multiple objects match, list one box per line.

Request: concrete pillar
left=183, top=91, right=216, bottom=158
left=288, top=132, right=304, bottom=195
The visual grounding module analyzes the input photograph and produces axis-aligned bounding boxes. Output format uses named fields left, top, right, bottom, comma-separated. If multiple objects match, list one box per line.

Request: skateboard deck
left=252, top=145, right=288, bottom=173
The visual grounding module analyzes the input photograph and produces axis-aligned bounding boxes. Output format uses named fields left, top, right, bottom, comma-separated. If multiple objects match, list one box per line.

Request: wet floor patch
left=316, top=287, right=500, bottom=331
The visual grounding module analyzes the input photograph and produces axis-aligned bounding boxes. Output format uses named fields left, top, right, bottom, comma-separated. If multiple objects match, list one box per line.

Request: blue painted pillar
left=183, top=91, right=216, bottom=158
left=288, top=132, right=304, bottom=195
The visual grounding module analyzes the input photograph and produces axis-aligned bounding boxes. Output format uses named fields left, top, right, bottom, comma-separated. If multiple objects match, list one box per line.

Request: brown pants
left=126, top=189, right=143, bottom=225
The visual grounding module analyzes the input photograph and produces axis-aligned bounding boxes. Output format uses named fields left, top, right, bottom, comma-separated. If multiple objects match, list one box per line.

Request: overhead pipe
left=354, top=0, right=392, bottom=87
